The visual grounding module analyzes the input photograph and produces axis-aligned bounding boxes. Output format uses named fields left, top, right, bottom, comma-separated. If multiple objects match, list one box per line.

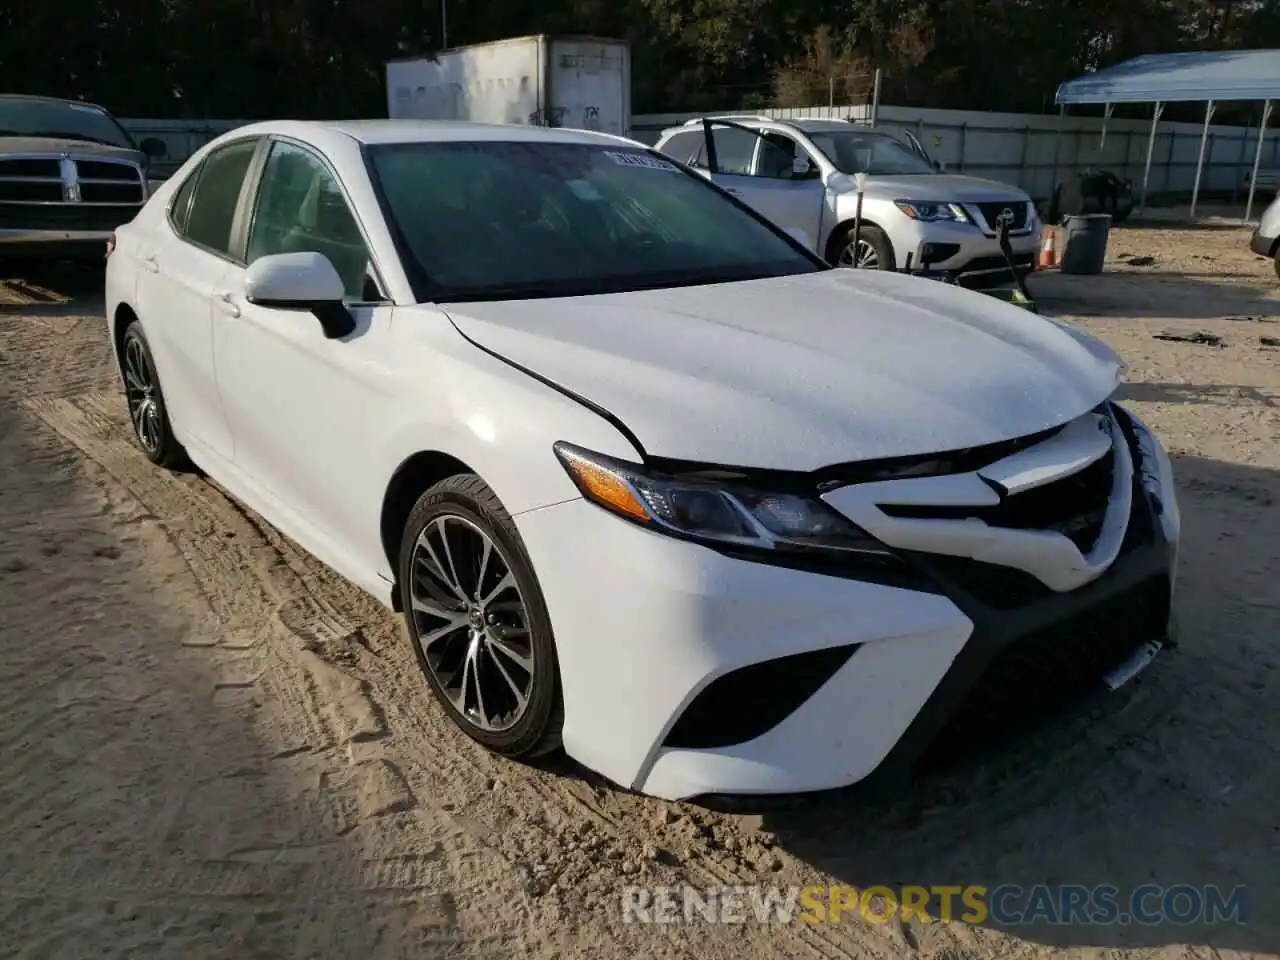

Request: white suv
left=655, top=116, right=1042, bottom=287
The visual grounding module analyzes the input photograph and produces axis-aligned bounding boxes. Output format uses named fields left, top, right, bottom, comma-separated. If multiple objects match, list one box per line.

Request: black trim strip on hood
left=443, top=316, right=649, bottom=461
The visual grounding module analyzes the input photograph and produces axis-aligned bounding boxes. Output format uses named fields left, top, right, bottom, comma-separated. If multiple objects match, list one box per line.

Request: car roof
left=228, top=118, right=637, bottom=148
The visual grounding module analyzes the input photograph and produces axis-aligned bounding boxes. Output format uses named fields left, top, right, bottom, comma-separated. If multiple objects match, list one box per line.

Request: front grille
left=80, top=181, right=143, bottom=204
left=76, top=160, right=141, bottom=182
left=973, top=201, right=1029, bottom=232
left=0, top=181, right=63, bottom=202
left=915, top=573, right=1171, bottom=771
left=0, top=158, right=60, bottom=178
left=880, top=446, right=1115, bottom=554
left=911, top=448, right=1155, bottom=612
left=663, top=645, right=858, bottom=749
left=0, top=156, right=144, bottom=206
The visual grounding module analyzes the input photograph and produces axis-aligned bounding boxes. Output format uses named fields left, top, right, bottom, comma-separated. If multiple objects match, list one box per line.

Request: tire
left=832, top=223, right=895, bottom=270
left=1273, top=252, right=1280, bottom=281
left=119, top=322, right=190, bottom=470
left=397, top=474, right=563, bottom=758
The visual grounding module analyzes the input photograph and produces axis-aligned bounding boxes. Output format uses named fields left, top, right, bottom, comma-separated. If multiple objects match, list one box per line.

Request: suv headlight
left=894, top=200, right=969, bottom=223
left=554, top=442, right=892, bottom=558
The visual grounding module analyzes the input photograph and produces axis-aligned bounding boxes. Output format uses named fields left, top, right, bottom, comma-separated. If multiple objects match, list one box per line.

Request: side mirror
left=243, top=252, right=355, bottom=340
left=139, top=137, right=167, bottom=159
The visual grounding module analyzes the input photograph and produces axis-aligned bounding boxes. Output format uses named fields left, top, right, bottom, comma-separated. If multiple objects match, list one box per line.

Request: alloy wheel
left=408, top=515, right=535, bottom=732
left=838, top=238, right=880, bottom=269
left=123, top=335, right=162, bottom=453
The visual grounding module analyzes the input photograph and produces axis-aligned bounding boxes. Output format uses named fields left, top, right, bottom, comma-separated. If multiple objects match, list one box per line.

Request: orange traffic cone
left=1039, top=229, right=1058, bottom=269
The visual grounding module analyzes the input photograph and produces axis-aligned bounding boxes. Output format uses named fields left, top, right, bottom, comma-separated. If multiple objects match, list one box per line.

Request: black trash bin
left=1060, top=213, right=1112, bottom=275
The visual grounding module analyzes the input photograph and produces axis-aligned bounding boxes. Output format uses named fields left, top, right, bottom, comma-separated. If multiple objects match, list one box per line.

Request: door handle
left=214, top=293, right=241, bottom=318
left=141, top=254, right=159, bottom=273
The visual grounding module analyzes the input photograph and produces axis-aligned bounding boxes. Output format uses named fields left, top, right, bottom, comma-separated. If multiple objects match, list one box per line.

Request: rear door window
left=183, top=139, right=259, bottom=257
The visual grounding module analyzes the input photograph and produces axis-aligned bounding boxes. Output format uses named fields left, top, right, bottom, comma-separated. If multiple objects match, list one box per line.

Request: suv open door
left=688, top=118, right=826, bottom=253
left=902, top=129, right=940, bottom=170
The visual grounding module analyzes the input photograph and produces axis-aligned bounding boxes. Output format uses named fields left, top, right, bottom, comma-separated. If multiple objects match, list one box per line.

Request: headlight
left=894, top=200, right=969, bottom=223
left=554, top=442, right=892, bottom=558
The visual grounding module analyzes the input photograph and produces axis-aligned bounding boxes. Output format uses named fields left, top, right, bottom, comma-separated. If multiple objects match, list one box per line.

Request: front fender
left=367, top=315, right=644, bottom=578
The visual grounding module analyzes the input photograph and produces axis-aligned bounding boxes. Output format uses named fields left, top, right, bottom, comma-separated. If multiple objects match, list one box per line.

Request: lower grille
left=915, top=573, right=1171, bottom=772
left=973, top=200, right=1029, bottom=232
left=0, top=202, right=141, bottom=232
left=956, top=253, right=1034, bottom=281
left=663, top=644, right=858, bottom=750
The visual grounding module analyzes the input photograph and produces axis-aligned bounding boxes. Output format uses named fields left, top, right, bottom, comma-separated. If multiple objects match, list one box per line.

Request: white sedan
left=105, top=120, right=1181, bottom=801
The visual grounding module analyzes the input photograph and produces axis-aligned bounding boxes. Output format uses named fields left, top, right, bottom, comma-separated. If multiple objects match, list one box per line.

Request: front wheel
left=832, top=224, right=895, bottom=270
left=120, top=323, right=189, bottom=469
left=397, top=474, right=563, bottom=758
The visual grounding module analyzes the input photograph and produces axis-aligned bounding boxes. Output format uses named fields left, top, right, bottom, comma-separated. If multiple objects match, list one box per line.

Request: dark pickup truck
left=0, top=94, right=167, bottom=261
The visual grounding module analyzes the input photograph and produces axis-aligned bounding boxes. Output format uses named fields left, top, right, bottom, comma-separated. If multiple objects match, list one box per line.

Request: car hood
left=442, top=270, right=1122, bottom=471
left=0, top=136, right=144, bottom=165
left=838, top=172, right=1031, bottom=203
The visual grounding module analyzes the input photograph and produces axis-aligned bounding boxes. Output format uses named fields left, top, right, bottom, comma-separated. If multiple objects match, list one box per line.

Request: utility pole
left=441, top=0, right=448, bottom=48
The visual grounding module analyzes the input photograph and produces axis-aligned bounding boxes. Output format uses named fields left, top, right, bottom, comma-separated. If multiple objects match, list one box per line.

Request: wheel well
left=380, top=451, right=475, bottom=609
left=824, top=217, right=895, bottom=268
left=112, top=303, right=138, bottom=369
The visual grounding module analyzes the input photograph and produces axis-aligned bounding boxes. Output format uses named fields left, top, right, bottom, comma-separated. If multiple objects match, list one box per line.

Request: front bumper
left=901, top=218, right=1041, bottom=287
left=0, top=228, right=115, bottom=260
left=1250, top=228, right=1274, bottom=258
left=516, top=407, right=1179, bottom=801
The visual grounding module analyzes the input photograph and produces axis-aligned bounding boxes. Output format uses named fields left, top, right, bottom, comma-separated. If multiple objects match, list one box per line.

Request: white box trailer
left=386, top=34, right=631, bottom=137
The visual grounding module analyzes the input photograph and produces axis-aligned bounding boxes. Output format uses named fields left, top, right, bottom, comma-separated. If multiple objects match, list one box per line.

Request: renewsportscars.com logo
left=621, top=884, right=1249, bottom=926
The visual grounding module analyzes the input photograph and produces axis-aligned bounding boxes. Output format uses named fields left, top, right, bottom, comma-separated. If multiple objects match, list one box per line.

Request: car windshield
left=806, top=131, right=937, bottom=176
left=0, top=98, right=134, bottom=149
left=367, top=140, right=822, bottom=302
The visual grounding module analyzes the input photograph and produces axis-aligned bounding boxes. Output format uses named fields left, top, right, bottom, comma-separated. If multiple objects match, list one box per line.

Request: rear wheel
left=1273, top=251, right=1280, bottom=281
left=833, top=224, right=894, bottom=270
left=120, top=323, right=189, bottom=469
left=397, top=474, right=563, bottom=758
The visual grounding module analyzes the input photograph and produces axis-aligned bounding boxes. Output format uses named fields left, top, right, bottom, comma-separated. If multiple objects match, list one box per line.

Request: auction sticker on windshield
left=604, top=151, right=678, bottom=171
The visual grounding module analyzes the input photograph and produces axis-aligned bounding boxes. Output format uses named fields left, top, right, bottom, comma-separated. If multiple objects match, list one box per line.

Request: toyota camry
left=104, top=120, right=1180, bottom=800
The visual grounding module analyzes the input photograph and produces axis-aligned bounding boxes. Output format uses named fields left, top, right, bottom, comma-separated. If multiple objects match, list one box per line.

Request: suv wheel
left=833, top=225, right=894, bottom=270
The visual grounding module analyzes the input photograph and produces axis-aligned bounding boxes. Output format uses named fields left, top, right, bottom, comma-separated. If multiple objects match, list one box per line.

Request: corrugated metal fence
left=123, top=103, right=1280, bottom=204
left=630, top=104, right=1280, bottom=202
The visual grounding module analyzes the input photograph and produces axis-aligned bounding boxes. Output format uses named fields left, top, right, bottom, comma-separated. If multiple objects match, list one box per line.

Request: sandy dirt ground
left=0, top=222, right=1277, bottom=959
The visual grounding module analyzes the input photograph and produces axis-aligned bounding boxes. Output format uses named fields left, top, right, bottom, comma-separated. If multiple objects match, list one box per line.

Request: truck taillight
left=105, top=232, right=116, bottom=259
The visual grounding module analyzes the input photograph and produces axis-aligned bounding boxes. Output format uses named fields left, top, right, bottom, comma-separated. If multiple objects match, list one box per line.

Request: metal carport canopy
left=1054, top=50, right=1280, bottom=221
left=1055, top=50, right=1280, bottom=104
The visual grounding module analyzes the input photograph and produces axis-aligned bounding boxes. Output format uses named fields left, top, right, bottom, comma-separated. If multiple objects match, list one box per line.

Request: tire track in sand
left=22, top=373, right=897, bottom=959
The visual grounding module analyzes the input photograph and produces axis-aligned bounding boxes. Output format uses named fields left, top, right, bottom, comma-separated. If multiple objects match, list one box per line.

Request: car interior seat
left=279, top=173, right=370, bottom=297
